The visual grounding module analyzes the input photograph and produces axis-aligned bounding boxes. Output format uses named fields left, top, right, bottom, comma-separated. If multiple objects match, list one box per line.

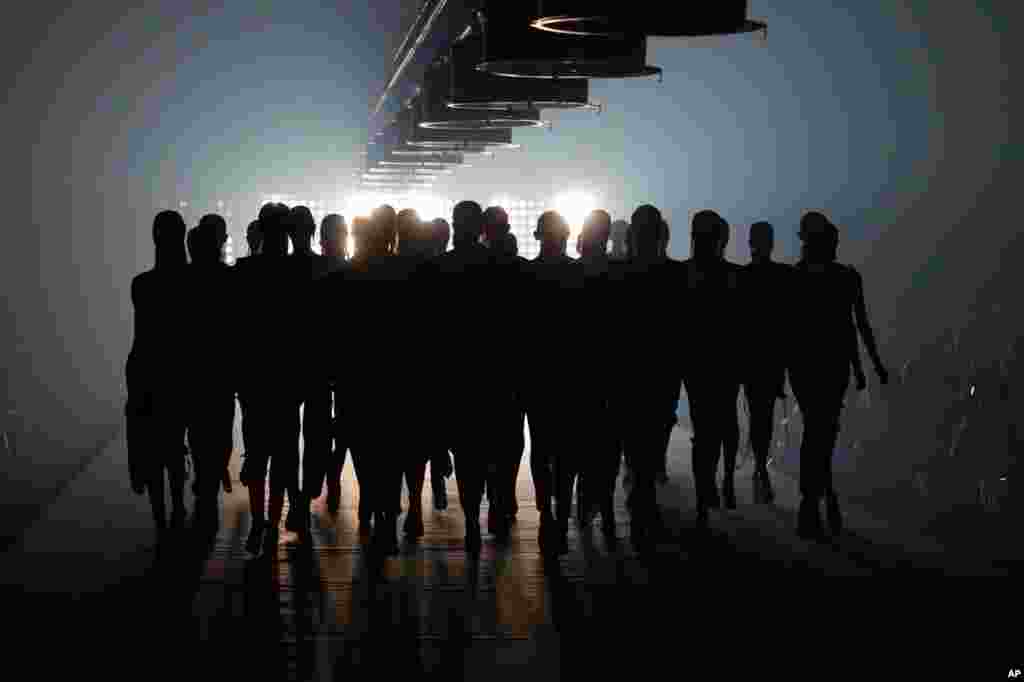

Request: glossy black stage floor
left=3, top=419, right=1016, bottom=679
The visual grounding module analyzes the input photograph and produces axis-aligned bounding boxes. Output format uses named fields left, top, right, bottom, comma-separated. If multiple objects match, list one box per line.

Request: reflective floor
left=2, top=421, right=1016, bottom=679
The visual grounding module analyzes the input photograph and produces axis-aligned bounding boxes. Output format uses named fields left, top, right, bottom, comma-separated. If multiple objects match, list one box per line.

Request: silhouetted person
left=246, top=219, right=262, bottom=257
left=244, top=202, right=296, bottom=554
left=431, top=217, right=451, bottom=256
left=503, top=232, right=518, bottom=256
left=621, top=205, right=686, bottom=546
left=790, top=212, right=884, bottom=539
left=392, top=208, right=433, bottom=539
left=423, top=217, right=455, bottom=512
left=741, top=222, right=795, bottom=504
left=351, top=216, right=370, bottom=261
left=480, top=205, right=529, bottom=540
left=433, top=200, right=494, bottom=553
left=526, top=210, right=583, bottom=553
left=283, top=205, right=332, bottom=541
left=680, top=210, right=743, bottom=530
left=317, top=214, right=349, bottom=513
left=345, top=205, right=403, bottom=552
left=713, top=218, right=745, bottom=509
left=575, top=209, right=618, bottom=538
left=235, top=218, right=267, bottom=552
left=126, top=210, right=189, bottom=539
left=185, top=214, right=236, bottom=528
left=320, top=213, right=348, bottom=267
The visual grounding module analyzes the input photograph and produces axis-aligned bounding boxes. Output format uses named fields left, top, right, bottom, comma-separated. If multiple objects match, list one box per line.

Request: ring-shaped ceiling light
left=448, top=32, right=598, bottom=111
left=475, top=1, right=661, bottom=79
left=417, top=60, right=546, bottom=129
left=404, top=103, right=525, bottom=149
left=529, top=1, right=766, bottom=38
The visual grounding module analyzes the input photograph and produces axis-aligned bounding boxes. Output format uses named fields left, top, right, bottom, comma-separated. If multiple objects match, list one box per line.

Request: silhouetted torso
left=741, top=259, right=796, bottom=379
left=187, top=261, right=235, bottom=390
left=791, top=261, right=860, bottom=374
left=623, top=258, right=690, bottom=397
left=527, top=253, right=583, bottom=382
left=237, top=254, right=293, bottom=383
left=128, top=266, right=189, bottom=391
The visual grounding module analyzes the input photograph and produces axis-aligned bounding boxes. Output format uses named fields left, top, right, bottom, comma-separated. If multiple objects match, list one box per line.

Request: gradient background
left=0, top=2, right=1019, bottom=533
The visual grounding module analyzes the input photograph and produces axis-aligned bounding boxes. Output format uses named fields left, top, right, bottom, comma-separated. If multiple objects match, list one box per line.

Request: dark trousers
left=319, top=384, right=358, bottom=497
left=128, top=388, right=187, bottom=526
left=683, top=374, right=736, bottom=509
left=298, top=384, right=332, bottom=502
left=722, top=380, right=741, bottom=475
left=560, top=392, right=609, bottom=521
left=743, top=376, right=782, bottom=467
left=266, top=395, right=300, bottom=501
left=485, top=403, right=525, bottom=520
left=450, top=428, right=490, bottom=525
left=188, top=391, right=235, bottom=503
left=622, top=422, right=663, bottom=526
left=597, top=395, right=627, bottom=509
left=525, top=399, right=561, bottom=518
left=238, top=391, right=257, bottom=459
left=790, top=366, right=849, bottom=500
left=349, top=415, right=402, bottom=517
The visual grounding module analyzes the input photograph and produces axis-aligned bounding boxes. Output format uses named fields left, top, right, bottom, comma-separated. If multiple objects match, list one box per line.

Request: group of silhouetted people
left=126, top=198, right=888, bottom=557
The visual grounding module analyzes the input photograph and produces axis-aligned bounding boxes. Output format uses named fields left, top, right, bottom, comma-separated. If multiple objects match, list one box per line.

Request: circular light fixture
left=448, top=33, right=599, bottom=111
left=530, top=1, right=767, bottom=38
left=416, top=59, right=547, bottom=128
left=476, top=3, right=661, bottom=79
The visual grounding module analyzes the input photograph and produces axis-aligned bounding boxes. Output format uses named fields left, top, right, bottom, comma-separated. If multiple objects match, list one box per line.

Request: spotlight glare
left=552, top=191, right=598, bottom=247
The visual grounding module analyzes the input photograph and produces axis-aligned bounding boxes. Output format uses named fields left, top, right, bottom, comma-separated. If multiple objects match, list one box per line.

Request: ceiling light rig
left=417, top=58, right=547, bottom=129
left=529, top=0, right=766, bottom=39
left=475, top=2, right=661, bottom=79
left=448, top=31, right=599, bottom=112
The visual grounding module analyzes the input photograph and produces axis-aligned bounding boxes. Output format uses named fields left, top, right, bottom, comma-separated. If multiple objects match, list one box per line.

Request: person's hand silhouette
left=876, top=365, right=889, bottom=386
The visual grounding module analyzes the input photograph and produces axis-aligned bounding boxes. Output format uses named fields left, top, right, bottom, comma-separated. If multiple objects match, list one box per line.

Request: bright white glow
left=405, top=192, right=448, bottom=221
left=489, top=196, right=514, bottom=210
left=553, top=191, right=598, bottom=250
left=346, top=192, right=384, bottom=218
left=970, top=385, right=976, bottom=396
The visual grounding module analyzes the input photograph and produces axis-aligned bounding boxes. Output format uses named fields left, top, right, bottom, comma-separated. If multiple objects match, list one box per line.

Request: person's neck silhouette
left=749, top=221, right=774, bottom=265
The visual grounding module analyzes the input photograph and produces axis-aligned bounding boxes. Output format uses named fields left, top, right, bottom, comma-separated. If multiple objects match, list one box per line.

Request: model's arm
left=849, top=311, right=867, bottom=391
left=851, top=268, right=888, bottom=384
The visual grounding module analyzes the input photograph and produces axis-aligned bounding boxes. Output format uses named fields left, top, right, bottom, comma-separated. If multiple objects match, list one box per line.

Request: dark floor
left=2, top=419, right=1017, bottom=679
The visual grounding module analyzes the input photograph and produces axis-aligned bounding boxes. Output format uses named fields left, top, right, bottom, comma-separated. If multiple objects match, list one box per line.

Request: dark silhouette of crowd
left=125, top=199, right=890, bottom=557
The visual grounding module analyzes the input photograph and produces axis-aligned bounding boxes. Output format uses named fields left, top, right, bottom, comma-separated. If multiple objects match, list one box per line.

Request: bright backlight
left=552, top=191, right=598, bottom=249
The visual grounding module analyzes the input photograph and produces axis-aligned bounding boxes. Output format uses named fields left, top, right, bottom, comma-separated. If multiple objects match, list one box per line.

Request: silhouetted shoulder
left=434, top=244, right=490, bottom=276
left=130, top=270, right=151, bottom=305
